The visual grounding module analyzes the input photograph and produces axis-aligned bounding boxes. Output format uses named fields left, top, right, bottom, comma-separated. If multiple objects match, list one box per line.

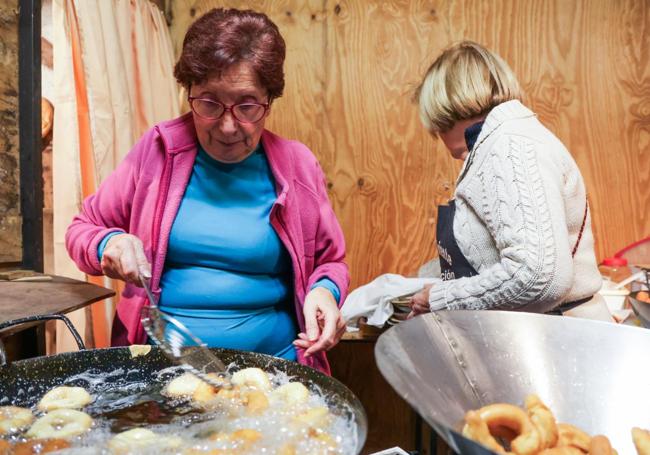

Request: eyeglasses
left=188, top=97, right=269, bottom=124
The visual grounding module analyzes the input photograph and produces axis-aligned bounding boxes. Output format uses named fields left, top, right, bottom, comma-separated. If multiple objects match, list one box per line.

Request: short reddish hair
left=174, top=8, right=286, bottom=100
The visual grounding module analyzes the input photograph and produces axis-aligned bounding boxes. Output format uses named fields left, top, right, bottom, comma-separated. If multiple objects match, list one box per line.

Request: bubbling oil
left=3, top=365, right=359, bottom=454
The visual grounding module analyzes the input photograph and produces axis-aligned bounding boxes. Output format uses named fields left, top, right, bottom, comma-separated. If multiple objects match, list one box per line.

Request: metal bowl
left=629, top=290, right=650, bottom=328
left=375, top=310, right=650, bottom=454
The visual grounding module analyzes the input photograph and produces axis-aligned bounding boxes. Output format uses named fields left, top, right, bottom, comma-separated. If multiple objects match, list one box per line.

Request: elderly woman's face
left=190, top=62, right=269, bottom=163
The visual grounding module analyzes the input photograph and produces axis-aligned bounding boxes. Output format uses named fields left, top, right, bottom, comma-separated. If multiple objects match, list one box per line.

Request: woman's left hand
left=294, top=287, right=346, bottom=357
left=407, top=284, right=433, bottom=319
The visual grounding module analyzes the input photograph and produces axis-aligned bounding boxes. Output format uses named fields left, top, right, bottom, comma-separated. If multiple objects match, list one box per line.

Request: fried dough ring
left=26, top=409, right=92, bottom=439
left=231, top=368, right=271, bottom=391
left=109, top=428, right=182, bottom=453
left=475, top=403, right=541, bottom=455
left=208, top=428, right=262, bottom=451
left=109, top=428, right=157, bottom=453
left=462, top=410, right=507, bottom=454
left=37, top=386, right=92, bottom=411
left=292, top=406, right=332, bottom=431
left=0, top=406, right=33, bottom=435
left=589, top=435, right=616, bottom=455
left=633, top=428, right=650, bottom=455
left=192, top=381, right=219, bottom=404
left=557, top=423, right=591, bottom=452
left=525, top=395, right=558, bottom=449
left=490, top=424, right=520, bottom=443
left=538, top=448, right=584, bottom=455
left=242, top=389, right=269, bottom=414
left=0, top=439, right=11, bottom=455
left=189, top=374, right=231, bottom=404
left=308, top=430, right=339, bottom=453
left=12, top=438, right=70, bottom=455
left=271, top=382, right=309, bottom=407
left=277, top=443, right=297, bottom=455
left=192, top=385, right=244, bottom=411
left=164, top=372, right=206, bottom=398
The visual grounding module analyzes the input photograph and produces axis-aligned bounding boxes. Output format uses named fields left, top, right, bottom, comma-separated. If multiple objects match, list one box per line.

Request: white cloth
left=342, top=274, right=439, bottom=330
left=369, top=447, right=410, bottom=455
left=562, top=294, right=614, bottom=322
left=429, top=100, right=602, bottom=314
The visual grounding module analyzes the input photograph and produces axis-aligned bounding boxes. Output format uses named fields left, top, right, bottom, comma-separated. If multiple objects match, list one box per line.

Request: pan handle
left=0, top=314, right=86, bottom=366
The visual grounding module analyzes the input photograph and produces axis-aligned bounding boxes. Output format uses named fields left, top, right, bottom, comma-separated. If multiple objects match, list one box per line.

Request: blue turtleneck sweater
left=99, top=144, right=339, bottom=360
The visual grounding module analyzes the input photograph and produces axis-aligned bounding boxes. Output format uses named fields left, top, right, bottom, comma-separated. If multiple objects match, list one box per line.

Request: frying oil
left=6, top=365, right=358, bottom=454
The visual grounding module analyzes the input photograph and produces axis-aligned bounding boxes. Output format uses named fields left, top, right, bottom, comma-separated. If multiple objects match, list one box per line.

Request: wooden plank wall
left=168, top=0, right=650, bottom=290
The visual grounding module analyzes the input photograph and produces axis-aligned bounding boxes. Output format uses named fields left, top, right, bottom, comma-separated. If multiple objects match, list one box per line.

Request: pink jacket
left=66, top=112, right=349, bottom=374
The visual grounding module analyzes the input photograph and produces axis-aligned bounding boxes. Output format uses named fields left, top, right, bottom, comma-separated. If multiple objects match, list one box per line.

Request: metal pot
left=0, top=316, right=367, bottom=454
left=375, top=310, right=650, bottom=454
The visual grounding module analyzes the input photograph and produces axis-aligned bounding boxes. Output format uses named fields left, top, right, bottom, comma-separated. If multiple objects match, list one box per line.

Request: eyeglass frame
left=187, top=96, right=270, bottom=124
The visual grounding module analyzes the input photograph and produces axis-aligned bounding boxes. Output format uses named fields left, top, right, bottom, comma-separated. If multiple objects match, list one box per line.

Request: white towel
left=341, top=274, right=440, bottom=330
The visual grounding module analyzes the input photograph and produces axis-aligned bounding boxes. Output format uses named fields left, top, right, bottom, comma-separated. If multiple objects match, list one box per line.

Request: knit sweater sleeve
left=428, top=134, right=574, bottom=313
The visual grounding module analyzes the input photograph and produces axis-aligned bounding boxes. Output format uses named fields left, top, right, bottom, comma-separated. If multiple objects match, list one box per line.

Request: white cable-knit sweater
left=428, top=100, right=602, bottom=313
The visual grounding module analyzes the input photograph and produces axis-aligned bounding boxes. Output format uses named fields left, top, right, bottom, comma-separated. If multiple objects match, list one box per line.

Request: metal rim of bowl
left=628, top=290, right=650, bottom=328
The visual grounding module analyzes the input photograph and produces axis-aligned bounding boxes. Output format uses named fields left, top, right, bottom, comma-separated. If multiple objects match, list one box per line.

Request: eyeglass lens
left=191, top=99, right=265, bottom=123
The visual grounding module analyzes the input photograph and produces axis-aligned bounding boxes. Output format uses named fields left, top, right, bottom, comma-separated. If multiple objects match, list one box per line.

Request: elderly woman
left=66, top=8, right=348, bottom=374
left=409, top=41, right=603, bottom=317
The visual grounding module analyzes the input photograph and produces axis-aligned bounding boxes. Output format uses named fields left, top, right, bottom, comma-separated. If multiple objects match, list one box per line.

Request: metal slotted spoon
left=140, top=277, right=230, bottom=388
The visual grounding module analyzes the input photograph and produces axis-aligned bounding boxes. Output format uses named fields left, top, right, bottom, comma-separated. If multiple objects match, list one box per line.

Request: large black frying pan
left=0, top=315, right=367, bottom=454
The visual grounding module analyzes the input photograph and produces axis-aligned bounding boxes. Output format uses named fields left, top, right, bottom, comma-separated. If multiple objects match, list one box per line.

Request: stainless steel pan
left=375, top=310, right=650, bottom=454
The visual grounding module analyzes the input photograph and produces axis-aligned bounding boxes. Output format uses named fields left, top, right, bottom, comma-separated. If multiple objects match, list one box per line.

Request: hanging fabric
left=51, top=0, right=180, bottom=353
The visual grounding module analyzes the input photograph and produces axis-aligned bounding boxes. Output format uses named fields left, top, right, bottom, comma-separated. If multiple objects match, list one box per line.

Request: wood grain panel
left=324, top=1, right=459, bottom=289
left=170, top=0, right=649, bottom=284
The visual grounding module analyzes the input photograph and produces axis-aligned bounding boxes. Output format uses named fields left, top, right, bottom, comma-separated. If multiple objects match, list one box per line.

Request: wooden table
left=330, top=324, right=451, bottom=455
left=329, top=326, right=427, bottom=454
left=0, top=275, right=114, bottom=335
left=0, top=275, right=114, bottom=361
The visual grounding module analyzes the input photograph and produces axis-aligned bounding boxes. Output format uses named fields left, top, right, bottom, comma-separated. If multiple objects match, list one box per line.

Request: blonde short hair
left=416, top=41, right=523, bottom=134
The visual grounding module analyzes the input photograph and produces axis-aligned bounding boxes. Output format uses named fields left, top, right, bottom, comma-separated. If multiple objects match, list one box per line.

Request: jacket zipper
left=150, top=153, right=174, bottom=290
left=271, top=204, right=305, bottom=326
left=275, top=204, right=305, bottom=284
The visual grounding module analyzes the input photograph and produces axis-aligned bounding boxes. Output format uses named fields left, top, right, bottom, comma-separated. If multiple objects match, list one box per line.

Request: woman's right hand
left=407, top=283, right=433, bottom=319
left=100, top=233, right=151, bottom=286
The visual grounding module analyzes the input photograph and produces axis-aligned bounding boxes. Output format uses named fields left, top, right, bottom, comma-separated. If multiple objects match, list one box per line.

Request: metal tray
left=375, top=311, right=650, bottom=454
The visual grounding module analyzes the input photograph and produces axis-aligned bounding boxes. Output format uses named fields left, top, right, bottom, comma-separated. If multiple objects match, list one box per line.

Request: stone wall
left=0, top=0, right=20, bottom=263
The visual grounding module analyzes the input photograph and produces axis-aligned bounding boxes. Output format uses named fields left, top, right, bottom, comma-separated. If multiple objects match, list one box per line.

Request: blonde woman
left=409, top=41, right=603, bottom=317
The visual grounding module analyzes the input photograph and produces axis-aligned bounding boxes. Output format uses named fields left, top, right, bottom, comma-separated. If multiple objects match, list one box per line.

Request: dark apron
left=436, top=200, right=478, bottom=281
left=436, top=121, right=484, bottom=281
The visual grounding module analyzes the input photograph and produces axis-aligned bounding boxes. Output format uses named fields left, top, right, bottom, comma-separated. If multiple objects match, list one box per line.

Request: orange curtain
left=51, top=0, right=179, bottom=352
